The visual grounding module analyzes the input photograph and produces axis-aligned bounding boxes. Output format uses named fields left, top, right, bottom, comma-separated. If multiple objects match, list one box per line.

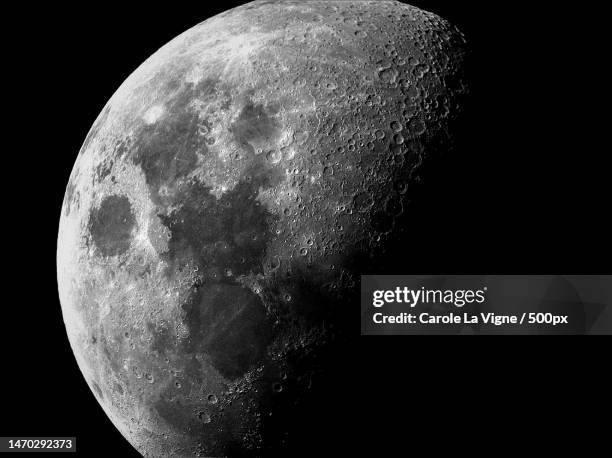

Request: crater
left=91, top=381, right=104, bottom=399
left=88, top=195, right=136, bottom=257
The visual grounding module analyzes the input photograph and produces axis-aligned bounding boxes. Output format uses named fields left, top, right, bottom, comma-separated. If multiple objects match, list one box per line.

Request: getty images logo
left=372, top=286, right=488, bottom=308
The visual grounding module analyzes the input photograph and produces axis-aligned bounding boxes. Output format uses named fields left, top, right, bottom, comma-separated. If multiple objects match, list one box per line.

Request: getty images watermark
left=370, top=285, right=506, bottom=325
left=358, top=275, right=605, bottom=335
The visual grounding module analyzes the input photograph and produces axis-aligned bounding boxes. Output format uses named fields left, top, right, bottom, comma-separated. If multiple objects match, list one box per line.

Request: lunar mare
left=57, top=1, right=467, bottom=456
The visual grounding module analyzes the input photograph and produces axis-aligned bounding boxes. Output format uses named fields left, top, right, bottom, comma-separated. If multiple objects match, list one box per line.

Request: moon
left=57, top=1, right=467, bottom=456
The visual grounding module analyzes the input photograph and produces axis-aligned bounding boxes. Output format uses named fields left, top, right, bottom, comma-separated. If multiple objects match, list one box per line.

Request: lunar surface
left=57, top=1, right=467, bottom=456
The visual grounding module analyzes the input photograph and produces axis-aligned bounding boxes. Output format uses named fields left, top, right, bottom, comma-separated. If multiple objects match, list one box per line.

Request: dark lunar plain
left=2, top=1, right=610, bottom=457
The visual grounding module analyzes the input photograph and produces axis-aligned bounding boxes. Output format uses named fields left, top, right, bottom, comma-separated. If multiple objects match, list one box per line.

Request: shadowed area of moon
left=57, top=1, right=467, bottom=456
